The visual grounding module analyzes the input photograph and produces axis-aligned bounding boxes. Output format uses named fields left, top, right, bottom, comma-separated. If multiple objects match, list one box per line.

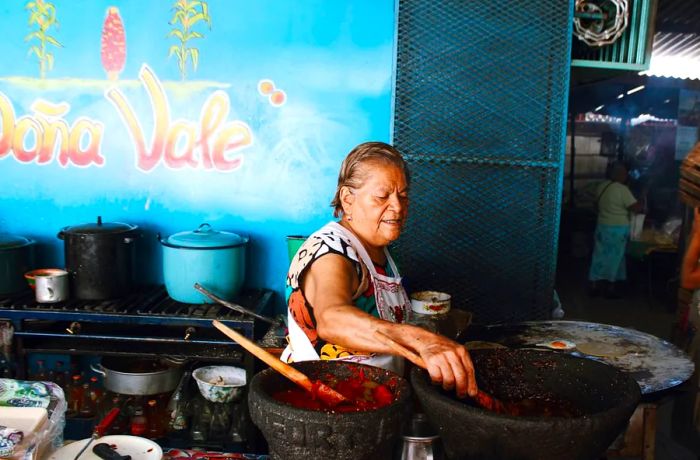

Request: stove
left=0, top=285, right=274, bottom=376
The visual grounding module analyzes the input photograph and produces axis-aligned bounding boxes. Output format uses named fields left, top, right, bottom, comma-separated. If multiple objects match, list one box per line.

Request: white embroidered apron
left=281, top=222, right=411, bottom=374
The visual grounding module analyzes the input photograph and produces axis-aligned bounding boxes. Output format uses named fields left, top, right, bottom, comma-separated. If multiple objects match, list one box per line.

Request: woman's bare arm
left=302, top=254, right=477, bottom=397
left=681, top=209, right=700, bottom=290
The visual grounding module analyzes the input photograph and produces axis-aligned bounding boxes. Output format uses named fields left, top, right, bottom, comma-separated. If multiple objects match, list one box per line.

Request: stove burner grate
left=0, top=285, right=270, bottom=321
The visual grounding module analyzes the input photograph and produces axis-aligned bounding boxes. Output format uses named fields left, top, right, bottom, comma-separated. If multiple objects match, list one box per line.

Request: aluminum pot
left=34, top=268, right=69, bottom=303
left=0, top=234, right=35, bottom=295
left=58, top=216, right=140, bottom=300
left=91, top=357, right=183, bottom=396
left=159, top=223, right=248, bottom=304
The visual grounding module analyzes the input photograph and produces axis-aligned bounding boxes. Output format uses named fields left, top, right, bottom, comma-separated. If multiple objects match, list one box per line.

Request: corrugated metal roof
left=641, top=32, right=700, bottom=80
left=656, top=0, right=700, bottom=34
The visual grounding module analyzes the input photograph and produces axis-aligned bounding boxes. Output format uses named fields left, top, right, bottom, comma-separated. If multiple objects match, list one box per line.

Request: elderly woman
left=281, top=141, right=477, bottom=398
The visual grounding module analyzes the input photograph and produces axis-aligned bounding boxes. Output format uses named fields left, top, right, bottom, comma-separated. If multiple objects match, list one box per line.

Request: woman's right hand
left=414, top=331, right=478, bottom=399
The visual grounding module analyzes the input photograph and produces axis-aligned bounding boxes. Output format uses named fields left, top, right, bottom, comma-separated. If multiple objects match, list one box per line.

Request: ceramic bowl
left=192, top=365, right=246, bottom=403
left=410, top=291, right=451, bottom=315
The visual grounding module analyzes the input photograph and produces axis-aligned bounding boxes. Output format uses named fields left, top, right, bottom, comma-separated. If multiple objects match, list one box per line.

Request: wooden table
left=626, top=230, right=678, bottom=306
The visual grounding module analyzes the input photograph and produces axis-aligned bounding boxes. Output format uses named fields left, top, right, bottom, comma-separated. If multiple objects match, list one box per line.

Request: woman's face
left=342, top=161, right=409, bottom=250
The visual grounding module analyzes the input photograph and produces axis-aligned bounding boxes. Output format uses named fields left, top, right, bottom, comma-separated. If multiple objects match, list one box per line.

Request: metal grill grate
left=393, top=0, right=572, bottom=323
left=0, top=286, right=271, bottom=325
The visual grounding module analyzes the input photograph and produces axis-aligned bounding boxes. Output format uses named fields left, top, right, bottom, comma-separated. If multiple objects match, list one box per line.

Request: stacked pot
left=0, top=233, right=35, bottom=295
left=58, top=216, right=140, bottom=300
left=159, top=223, right=248, bottom=303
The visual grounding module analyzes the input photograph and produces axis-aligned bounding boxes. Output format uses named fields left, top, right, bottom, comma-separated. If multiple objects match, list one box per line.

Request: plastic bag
left=630, top=214, right=646, bottom=241
left=0, top=379, right=66, bottom=460
left=551, top=290, right=565, bottom=319
left=660, top=217, right=682, bottom=245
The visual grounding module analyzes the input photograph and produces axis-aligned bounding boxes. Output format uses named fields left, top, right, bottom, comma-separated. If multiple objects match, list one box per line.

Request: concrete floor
left=556, top=252, right=700, bottom=459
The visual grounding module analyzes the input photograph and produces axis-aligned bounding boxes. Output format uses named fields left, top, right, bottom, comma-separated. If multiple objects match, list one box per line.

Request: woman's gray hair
left=330, top=141, right=410, bottom=218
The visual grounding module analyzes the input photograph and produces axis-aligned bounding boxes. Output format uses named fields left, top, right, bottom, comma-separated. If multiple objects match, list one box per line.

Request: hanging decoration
left=574, top=0, right=629, bottom=47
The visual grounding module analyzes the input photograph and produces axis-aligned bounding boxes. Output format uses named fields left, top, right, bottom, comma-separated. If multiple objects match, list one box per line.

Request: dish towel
left=0, top=425, right=23, bottom=457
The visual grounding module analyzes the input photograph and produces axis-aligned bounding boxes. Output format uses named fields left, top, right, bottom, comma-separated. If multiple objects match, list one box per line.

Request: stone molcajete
left=248, top=360, right=410, bottom=460
left=412, top=348, right=641, bottom=460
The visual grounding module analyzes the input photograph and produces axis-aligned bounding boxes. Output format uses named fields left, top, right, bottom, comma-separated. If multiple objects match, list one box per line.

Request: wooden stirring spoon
left=212, top=320, right=349, bottom=407
left=373, top=330, right=510, bottom=414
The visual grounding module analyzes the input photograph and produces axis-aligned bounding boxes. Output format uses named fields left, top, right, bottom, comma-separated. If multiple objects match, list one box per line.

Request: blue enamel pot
left=159, top=223, right=248, bottom=304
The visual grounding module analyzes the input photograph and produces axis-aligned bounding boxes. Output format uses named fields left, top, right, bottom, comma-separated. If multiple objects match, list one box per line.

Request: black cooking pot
left=58, top=216, right=140, bottom=300
left=412, top=348, right=641, bottom=460
left=0, top=233, right=35, bottom=295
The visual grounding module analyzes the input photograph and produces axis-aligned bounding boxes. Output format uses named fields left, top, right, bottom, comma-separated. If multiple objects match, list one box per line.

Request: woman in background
left=588, top=162, right=643, bottom=298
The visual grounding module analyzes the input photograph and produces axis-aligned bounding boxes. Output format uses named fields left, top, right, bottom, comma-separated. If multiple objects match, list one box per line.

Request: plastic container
left=286, top=235, right=307, bottom=262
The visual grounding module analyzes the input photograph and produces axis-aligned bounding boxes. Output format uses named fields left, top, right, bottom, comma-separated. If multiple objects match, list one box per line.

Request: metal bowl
left=193, top=365, right=246, bottom=403
left=92, top=357, right=183, bottom=396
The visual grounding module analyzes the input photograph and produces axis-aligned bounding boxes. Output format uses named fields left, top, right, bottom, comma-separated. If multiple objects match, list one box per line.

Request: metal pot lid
left=61, top=216, right=137, bottom=235
left=163, top=223, right=248, bottom=249
left=0, top=233, right=34, bottom=250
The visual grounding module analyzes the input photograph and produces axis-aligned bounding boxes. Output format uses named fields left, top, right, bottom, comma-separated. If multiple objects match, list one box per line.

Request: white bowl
left=192, top=365, right=246, bottom=403
left=410, top=291, right=451, bottom=315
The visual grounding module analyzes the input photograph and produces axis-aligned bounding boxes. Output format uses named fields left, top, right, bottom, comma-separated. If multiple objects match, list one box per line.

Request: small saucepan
left=25, top=268, right=69, bottom=303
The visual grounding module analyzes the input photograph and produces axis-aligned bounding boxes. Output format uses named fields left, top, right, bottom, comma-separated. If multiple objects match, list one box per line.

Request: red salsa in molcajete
left=272, top=368, right=397, bottom=412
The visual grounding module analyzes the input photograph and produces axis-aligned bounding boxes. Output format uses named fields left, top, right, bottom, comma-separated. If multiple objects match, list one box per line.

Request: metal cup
left=398, top=413, right=444, bottom=460
left=35, top=269, right=69, bottom=303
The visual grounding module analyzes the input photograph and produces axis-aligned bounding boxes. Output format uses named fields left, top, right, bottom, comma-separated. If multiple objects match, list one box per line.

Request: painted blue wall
left=0, top=0, right=397, bottom=313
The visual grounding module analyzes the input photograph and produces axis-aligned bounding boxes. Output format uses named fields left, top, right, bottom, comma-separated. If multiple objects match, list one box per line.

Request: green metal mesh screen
left=392, top=0, right=573, bottom=324
left=571, top=0, right=656, bottom=70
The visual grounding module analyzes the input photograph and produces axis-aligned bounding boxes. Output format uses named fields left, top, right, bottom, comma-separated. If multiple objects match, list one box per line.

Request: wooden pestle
left=212, top=320, right=349, bottom=407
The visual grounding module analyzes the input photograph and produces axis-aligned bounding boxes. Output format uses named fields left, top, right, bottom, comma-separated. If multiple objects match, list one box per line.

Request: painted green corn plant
left=168, top=0, right=211, bottom=80
left=25, top=0, right=63, bottom=79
